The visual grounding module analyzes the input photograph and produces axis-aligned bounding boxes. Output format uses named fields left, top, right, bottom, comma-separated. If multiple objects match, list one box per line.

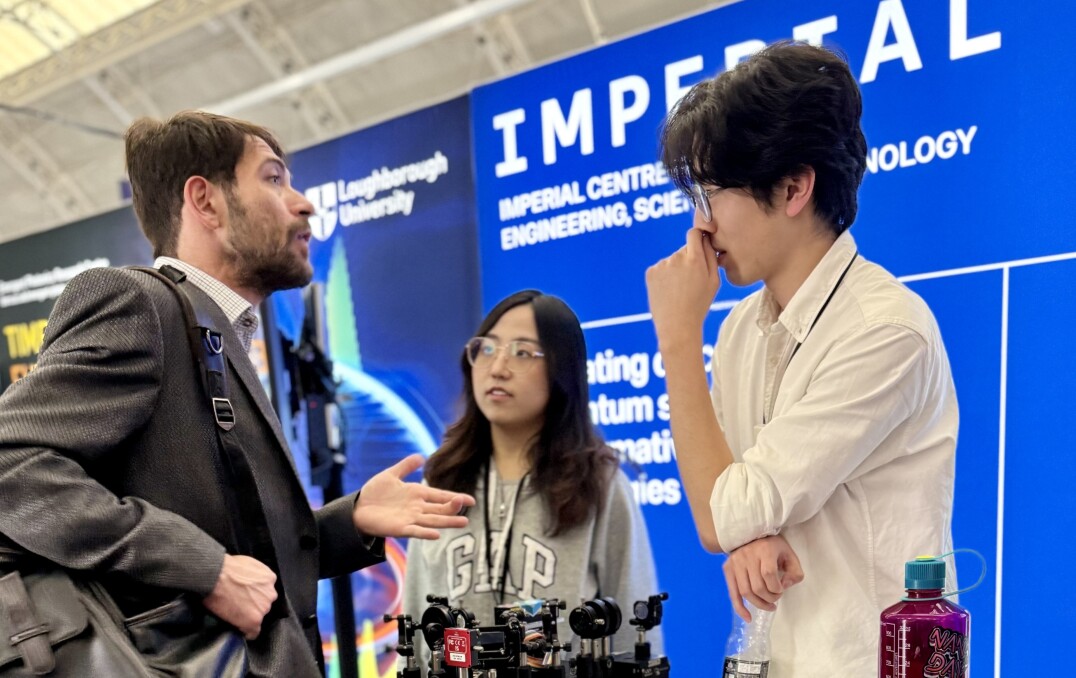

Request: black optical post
left=288, top=283, right=358, bottom=678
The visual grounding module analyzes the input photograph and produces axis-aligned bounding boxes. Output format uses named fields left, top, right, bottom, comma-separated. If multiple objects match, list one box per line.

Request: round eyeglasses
left=465, top=337, right=545, bottom=372
left=689, top=183, right=721, bottom=223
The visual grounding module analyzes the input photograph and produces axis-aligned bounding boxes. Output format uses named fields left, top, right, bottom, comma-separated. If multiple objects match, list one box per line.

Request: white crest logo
left=305, top=182, right=338, bottom=241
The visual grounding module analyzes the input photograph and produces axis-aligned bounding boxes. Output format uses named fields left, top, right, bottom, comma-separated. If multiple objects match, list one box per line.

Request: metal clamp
left=203, top=329, right=224, bottom=355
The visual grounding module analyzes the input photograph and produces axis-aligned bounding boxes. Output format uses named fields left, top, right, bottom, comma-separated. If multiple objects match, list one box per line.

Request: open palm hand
left=352, top=454, right=475, bottom=540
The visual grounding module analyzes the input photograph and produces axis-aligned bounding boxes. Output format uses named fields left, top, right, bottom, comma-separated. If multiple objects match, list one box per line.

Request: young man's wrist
left=657, top=333, right=705, bottom=360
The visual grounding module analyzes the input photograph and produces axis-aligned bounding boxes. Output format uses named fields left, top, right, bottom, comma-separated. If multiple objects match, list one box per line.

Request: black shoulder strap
left=127, top=265, right=286, bottom=622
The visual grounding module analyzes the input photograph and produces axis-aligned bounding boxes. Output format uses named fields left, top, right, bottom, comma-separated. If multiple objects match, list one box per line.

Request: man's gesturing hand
left=353, top=453, right=476, bottom=540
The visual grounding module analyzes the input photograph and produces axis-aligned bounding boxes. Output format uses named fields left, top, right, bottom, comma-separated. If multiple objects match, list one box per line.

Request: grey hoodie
left=402, top=466, right=662, bottom=664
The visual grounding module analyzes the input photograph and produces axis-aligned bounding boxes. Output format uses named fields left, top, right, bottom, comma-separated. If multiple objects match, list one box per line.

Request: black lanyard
left=764, top=251, right=858, bottom=424
left=484, top=463, right=528, bottom=605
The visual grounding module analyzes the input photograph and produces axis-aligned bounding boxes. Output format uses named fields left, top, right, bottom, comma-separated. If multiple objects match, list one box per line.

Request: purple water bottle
left=879, top=556, right=969, bottom=678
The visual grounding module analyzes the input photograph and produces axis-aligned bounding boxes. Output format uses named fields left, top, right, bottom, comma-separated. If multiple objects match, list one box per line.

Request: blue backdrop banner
left=282, top=95, right=482, bottom=677
left=471, top=1, right=1073, bottom=675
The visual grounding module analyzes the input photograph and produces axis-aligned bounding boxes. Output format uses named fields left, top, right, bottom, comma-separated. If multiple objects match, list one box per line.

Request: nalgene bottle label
left=723, top=657, right=769, bottom=677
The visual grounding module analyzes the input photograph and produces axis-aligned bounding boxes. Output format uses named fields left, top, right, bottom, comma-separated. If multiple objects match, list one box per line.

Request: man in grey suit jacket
left=0, top=111, right=474, bottom=676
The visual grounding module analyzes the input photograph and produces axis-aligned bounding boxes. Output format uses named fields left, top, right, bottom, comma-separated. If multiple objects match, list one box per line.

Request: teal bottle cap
left=905, top=556, right=947, bottom=590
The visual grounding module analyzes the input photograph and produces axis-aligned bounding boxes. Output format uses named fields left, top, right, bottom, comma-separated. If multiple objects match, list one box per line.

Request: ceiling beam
left=579, top=0, right=607, bottom=45
left=83, top=66, right=163, bottom=127
left=456, top=0, right=532, bottom=77
left=208, top=0, right=538, bottom=116
left=0, top=114, right=95, bottom=221
left=224, top=0, right=349, bottom=138
left=0, top=0, right=252, bottom=107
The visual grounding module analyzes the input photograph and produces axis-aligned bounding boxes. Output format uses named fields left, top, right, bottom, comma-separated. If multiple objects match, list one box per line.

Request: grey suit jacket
left=0, top=267, right=384, bottom=677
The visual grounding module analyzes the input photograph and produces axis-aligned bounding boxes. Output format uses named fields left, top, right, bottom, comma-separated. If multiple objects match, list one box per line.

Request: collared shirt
left=153, top=257, right=259, bottom=353
left=709, top=231, right=958, bottom=677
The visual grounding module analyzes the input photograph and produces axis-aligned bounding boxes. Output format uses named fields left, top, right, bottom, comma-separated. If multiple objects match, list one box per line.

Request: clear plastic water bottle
left=879, top=556, right=970, bottom=678
left=723, top=602, right=774, bottom=677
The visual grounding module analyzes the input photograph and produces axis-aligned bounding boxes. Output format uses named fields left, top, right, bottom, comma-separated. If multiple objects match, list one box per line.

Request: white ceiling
left=0, top=0, right=730, bottom=245
left=0, top=0, right=161, bottom=79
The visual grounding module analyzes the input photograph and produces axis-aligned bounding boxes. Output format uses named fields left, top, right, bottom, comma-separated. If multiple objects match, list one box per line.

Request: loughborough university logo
left=305, top=182, right=338, bottom=241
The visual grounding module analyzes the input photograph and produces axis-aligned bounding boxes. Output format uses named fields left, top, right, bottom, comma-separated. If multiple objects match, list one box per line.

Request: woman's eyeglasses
left=465, top=337, right=545, bottom=372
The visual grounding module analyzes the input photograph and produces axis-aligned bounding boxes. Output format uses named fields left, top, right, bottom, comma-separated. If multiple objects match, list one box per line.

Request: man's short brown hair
left=124, top=111, right=285, bottom=257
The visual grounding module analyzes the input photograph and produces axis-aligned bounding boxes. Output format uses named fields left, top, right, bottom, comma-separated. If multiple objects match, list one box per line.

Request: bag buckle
left=212, top=398, right=236, bottom=431
left=0, top=572, right=56, bottom=674
left=9, top=622, right=49, bottom=645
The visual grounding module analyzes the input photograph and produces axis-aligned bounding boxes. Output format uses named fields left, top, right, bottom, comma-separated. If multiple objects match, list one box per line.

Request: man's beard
left=223, top=193, right=313, bottom=297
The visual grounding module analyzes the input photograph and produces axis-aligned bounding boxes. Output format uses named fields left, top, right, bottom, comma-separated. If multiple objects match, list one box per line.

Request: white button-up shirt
left=710, top=231, right=958, bottom=677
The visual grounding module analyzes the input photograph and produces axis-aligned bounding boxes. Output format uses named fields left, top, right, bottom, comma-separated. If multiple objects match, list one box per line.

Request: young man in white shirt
left=646, top=42, right=959, bottom=676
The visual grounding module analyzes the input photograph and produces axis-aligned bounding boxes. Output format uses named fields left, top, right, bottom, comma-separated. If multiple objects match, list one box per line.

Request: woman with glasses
left=402, top=289, right=661, bottom=660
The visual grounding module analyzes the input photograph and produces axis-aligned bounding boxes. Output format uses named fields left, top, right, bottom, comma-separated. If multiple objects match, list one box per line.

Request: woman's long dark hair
left=424, top=290, right=616, bottom=536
